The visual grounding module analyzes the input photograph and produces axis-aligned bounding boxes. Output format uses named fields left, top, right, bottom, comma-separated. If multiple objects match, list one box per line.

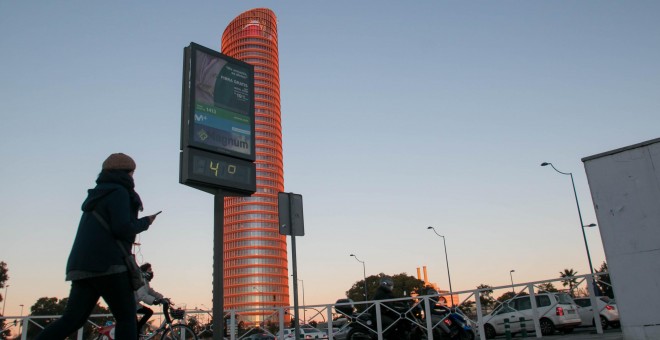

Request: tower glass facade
left=221, top=8, right=288, bottom=324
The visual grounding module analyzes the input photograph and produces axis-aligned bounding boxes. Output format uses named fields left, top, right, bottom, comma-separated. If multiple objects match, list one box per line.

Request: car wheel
left=347, top=328, right=372, bottom=340
left=600, top=316, right=609, bottom=330
left=484, top=324, right=496, bottom=339
left=539, top=318, right=555, bottom=336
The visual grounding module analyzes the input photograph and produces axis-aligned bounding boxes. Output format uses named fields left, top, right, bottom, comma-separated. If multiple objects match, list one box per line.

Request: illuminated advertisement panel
left=186, top=42, right=255, bottom=161
left=180, top=42, right=256, bottom=195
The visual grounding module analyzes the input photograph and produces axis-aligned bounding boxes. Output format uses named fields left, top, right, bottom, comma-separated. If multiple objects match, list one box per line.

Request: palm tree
left=559, top=268, right=578, bottom=296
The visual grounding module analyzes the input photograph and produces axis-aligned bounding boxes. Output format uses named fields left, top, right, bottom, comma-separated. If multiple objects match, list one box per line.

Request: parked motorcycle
left=335, top=295, right=475, bottom=340
left=425, top=304, right=475, bottom=340
left=335, top=298, right=421, bottom=340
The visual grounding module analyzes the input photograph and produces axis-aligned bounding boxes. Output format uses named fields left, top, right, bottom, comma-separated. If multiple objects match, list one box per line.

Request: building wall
left=221, top=8, right=288, bottom=323
left=582, top=138, right=660, bottom=339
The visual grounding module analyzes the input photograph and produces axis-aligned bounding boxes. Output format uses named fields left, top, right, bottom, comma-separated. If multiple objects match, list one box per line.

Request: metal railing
left=0, top=272, right=615, bottom=340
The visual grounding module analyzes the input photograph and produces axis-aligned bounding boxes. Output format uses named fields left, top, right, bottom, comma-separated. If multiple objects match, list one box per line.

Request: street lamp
left=2, top=285, right=8, bottom=315
left=349, top=254, right=368, bottom=301
left=292, top=275, right=306, bottom=324
left=253, top=286, right=266, bottom=326
left=427, top=227, right=454, bottom=307
left=509, top=270, right=515, bottom=293
left=19, top=304, right=24, bottom=335
left=541, top=162, right=596, bottom=278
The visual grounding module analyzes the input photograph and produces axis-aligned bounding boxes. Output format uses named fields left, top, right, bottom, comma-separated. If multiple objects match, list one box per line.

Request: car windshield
left=555, top=293, right=574, bottom=304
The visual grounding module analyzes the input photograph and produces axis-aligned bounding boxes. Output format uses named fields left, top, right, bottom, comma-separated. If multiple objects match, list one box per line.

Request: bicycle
left=92, top=300, right=198, bottom=339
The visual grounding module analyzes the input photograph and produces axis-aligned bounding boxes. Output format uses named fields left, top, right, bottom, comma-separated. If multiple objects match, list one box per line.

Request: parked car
left=482, top=292, right=581, bottom=339
left=574, top=296, right=620, bottom=329
left=282, top=327, right=327, bottom=339
left=277, top=328, right=294, bottom=339
left=245, top=333, right=275, bottom=340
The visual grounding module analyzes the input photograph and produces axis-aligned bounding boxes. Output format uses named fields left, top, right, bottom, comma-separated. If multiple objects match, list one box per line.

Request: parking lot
left=487, top=327, right=622, bottom=339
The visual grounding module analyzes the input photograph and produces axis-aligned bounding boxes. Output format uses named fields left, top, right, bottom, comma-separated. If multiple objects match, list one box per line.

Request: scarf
left=96, top=170, right=144, bottom=212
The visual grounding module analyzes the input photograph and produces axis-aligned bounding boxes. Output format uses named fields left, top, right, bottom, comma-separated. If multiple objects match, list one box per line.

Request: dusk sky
left=1, top=1, right=659, bottom=319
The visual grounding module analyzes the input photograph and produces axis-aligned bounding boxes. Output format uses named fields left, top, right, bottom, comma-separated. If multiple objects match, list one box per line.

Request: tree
left=537, top=282, right=558, bottom=293
left=596, top=262, right=614, bottom=298
left=28, top=297, right=110, bottom=339
left=496, top=291, right=516, bottom=302
left=0, top=261, right=9, bottom=339
left=345, top=273, right=425, bottom=310
left=288, top=317, right=298, bottom=328
left=559, top=268, right=579, bottom=296
left=477, top=284, right=495, bottom=312
left=0, top=262, right=7, bottom=291
left=186, top=315, right=203, bottom=335
left=458, top=300, right=475, bottom=318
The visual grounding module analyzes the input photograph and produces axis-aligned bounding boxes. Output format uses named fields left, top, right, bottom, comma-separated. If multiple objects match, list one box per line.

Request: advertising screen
left=180, top=42, right=256, bottom=195
left=186, top=43, right=255, bottom=161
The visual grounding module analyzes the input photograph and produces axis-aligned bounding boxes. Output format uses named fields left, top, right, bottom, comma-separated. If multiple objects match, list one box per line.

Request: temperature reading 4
left=210, top=161, right=219, bottom=176
left=184, top=147, right=256, bottom=194
left=207, top=161, right=237, bottom=177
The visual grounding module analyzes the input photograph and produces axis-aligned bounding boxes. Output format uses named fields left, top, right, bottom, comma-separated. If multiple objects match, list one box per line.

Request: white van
left=483, top=293, right=581, bottom=338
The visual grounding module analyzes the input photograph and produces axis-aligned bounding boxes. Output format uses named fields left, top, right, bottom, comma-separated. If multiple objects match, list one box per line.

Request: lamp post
left=19, top=304, right=24, bottom=335
left=350, top=254, right=368, bottom=301
left=583, top=223, right=599, bottom=293
left=509, top=270, right=515, bottom=293
left=541, top=162, right=596, bottom=278
left=2, top=285, right=8, bottom=315
left=427, top=227, right=454, bottom=307
left=253, top=286, right=266, bottom=326
left=292, top=275, right=306, bottom=324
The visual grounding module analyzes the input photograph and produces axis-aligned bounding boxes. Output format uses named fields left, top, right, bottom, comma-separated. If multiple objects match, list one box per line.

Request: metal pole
left=213, top=193, right=225, bottom=340
left=253, top=287, right=266, bottom=327
left=428, top=227, right=454, bottom=307
left=350, top=254, right=368, bottom=301
left=2, top=285, right=8, bottom=315
left=290, top=276, right=306, bottom=325
left=19, top=304, right=24, bottom=336
left=541, top=163, right=595, bottom=276
left=300, top=279, right=306, bottom=324
left=441, top=236, right=454, bottom=306
left=509, top=270, right=515, bottom=293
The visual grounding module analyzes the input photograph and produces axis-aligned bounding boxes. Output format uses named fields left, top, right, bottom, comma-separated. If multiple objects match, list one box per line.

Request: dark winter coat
left=65, top=171, right=151, bottom=279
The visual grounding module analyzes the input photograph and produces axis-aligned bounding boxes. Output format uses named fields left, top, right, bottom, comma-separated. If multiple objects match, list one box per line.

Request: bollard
left=504, top=318, right=512, bottom=340
left=519, top=316, right=527, bottom=338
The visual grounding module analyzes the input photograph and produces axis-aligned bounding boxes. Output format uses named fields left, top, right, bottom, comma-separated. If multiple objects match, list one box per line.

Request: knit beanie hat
left=102, top=153, right=136, bottom=171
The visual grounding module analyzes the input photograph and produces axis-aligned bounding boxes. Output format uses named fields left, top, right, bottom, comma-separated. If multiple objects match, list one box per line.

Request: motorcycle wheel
left=432, top=329, right=451, bottom=340
left=347, top=328, right=372, bottom=340
left=457, top=329, right=475, bottom=340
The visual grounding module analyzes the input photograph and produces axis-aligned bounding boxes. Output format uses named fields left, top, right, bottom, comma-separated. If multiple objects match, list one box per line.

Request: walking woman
left=36, top=153, right=160, bottom=340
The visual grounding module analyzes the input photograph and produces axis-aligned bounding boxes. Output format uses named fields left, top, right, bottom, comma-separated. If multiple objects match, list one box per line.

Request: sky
left=1, top=1, right=659, bottom=319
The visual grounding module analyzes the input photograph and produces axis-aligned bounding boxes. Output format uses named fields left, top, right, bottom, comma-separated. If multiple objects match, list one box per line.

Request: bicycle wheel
left=162, top=324, right=198, bottom=340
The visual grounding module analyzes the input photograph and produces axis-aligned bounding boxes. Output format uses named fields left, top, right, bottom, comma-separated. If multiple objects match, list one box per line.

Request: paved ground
left=491, top=327, right=623, bottom=339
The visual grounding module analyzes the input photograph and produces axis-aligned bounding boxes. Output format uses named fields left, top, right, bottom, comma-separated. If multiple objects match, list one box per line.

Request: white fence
left=0, top=272, right=614, bottom=340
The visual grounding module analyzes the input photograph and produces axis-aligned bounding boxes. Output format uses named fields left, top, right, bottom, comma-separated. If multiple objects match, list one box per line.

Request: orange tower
left=221, top=9, right=287, bottom=324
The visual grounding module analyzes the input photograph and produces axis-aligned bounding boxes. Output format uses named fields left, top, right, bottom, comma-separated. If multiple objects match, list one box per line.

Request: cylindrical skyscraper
left=221, top=8, right=287, bottom=324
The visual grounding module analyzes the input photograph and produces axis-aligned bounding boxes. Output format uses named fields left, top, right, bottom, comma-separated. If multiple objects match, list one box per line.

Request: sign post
left=278, top=192, right=304, bottom=339
left=180, top=42, right=256, bottom=340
